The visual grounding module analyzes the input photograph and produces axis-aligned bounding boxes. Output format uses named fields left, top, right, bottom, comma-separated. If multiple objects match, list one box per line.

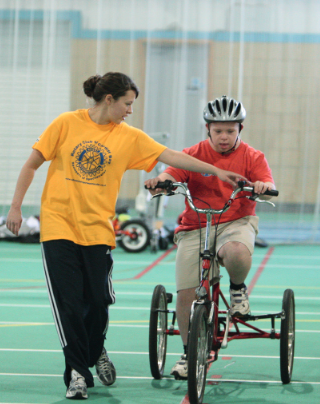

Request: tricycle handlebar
left=145, top=180, right=278, bottom=215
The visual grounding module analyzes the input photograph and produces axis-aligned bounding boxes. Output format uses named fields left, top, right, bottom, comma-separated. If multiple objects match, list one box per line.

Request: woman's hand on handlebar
left=144, top=174, right=176, bottom=195
left=214, top=167, right=252, bottom=188
left=144, top=177, right=162, bottom=195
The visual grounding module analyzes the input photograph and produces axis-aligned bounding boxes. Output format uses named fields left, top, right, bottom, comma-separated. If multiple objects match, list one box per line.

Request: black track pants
left=41, top=240, right=115, bottom=387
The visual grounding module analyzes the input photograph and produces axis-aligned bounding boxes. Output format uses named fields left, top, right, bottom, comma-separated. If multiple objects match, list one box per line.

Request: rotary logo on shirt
left=70, top=141, right=112, bottom=183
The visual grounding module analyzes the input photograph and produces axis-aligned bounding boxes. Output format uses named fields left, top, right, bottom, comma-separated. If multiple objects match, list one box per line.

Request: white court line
left=0, top=304, right=320, bottom=316
left=0, top=322, right=150, bottom=329
left=0, top=249, right=320, bottom=260
left=0, top=372, right=319, bottom=385
left=205, top=379, right=320, bottom=385
left=252, top=254, right=320, bottom=260
left=0, top=304, right=51, bottom=308
left=0, top=322, right=319, bottom=332
left=0, top=304, right=151, bottom=309
left=1, top=256, right=320, bottom=270
left=0, top=258, right=42, bottom=262
left=0, top=291, right=157, bottom=295
left=1, top=289, right=320, bottom=301
left=0, top=243, right=319, bottom=260
left=249, top=295, right=320, bottom=300
left=0, top=348, right=319, bottom=361
left=253, top=264, right=320, bottom=269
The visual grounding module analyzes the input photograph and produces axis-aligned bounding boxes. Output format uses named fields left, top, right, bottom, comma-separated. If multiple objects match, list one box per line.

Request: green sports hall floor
left=0, top=241, right=319, bottom=404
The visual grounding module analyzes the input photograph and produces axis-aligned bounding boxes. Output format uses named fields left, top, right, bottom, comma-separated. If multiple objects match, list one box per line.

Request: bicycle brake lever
left=151, top=193, right=163, bottom=199
left=246, top=196, right=275, bottom=207
left=151, top=190, right=176, bottom=199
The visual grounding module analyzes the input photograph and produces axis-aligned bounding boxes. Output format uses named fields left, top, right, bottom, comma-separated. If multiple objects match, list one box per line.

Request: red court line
left=133, top=245, right=177, bottom=279
left=247, top=247, right=274, bottom=296
left=115, top=244, right=177, bottom=282
left=179, top=396, right=190, bottom=404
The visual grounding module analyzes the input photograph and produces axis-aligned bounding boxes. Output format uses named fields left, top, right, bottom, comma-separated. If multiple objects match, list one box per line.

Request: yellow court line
left=251, top=285, right=320, bottom=290
left=110, top=320, right=149, bottom=323
left=113, top=280, right=176, bottom=285
left=0, top=323, right=49, bottom=328
left=296, top=319, right=320, bottom=322
left=0, top=279, right=45, bottom=283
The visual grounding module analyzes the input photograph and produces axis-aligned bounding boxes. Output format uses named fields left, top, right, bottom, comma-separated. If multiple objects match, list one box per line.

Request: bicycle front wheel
left=149, top=285, right=168, bottom=379
left=188, top=305, right=209, bottom=404
left=280, top=289, right=295, bottom=384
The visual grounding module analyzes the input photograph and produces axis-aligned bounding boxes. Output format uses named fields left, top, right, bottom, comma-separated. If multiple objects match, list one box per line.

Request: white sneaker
left=95, top=347, right=116, bottom=386
left=66, top=369, right=88, bottom=400
left=170, top=354, right=188, bottom=380
left=230, top=287, right=250, bottom=316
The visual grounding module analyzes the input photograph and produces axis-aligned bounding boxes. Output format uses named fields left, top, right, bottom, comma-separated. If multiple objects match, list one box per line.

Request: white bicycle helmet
left=203, top=95, right=246, bottom=123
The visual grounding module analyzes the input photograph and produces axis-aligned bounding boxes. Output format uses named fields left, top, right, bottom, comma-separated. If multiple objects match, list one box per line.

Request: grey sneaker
left=66, top=369, right=88, bottom=400
left=170, top=354, right=188, bottom=380
left=230, top=286, right=250, bottom=316
left=95, top=347, right=116, bottom=386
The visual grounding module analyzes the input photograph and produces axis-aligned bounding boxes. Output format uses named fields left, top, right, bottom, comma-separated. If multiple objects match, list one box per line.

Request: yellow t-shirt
left=32, top=109, right=167, bottom=247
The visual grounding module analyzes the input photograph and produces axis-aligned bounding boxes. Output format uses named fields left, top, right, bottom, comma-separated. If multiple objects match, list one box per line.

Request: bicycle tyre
left=149, top=285, right=168, bottom=379
left=280, top=289, right=295, bottom=384
left=118, top=220, right=151, bottom=253
left=188, top=305, right=209, bottom=404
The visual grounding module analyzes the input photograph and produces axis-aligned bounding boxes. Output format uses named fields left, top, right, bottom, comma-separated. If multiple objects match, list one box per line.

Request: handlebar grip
left=144, top=179, right=174, bottom=191
left=155, top=181, right=172, bottom=189
left=238, top=181, right=279, bottom=197
left=263, top=189, right=279, bottom=197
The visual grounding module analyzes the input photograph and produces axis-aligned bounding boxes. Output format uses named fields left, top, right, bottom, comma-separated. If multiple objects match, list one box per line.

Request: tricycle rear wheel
left=280, top=289, right=295, bottom=384
left=149, top=285, right=168, bottom=379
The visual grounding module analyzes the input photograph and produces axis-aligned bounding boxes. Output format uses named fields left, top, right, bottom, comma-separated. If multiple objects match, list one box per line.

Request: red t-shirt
left=164, top=140, right=274, bottom=233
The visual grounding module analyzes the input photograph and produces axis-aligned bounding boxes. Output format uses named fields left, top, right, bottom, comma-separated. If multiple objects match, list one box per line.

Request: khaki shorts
left=173, top=216, right=259, bottom=292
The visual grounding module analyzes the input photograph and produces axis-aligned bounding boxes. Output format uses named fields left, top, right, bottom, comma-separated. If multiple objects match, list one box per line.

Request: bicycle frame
left=156, top=181, right=281, bottom=352
left=148, top=180, right=295, bottom=401
left=187, top=201, right=283, bottom=358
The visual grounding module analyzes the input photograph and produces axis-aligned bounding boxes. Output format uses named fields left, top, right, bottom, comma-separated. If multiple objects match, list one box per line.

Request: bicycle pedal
left=232, top=313, right=251, bottom=321
left=166, top=293, right=173, bottom=303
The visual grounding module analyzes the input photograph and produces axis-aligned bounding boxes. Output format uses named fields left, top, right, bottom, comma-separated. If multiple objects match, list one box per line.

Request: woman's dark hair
left=83, top=72, right=139, bottom=102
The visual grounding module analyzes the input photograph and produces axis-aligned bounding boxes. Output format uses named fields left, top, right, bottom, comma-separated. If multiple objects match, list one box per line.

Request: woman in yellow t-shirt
left=6, top=72, right=246, bottom=400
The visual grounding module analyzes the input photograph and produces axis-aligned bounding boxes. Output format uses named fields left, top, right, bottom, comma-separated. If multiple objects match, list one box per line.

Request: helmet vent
left=228, top=100, right=234, bottom=116
left=208, top=102, right=214, bottom=116
left=222, top=97, right=227, bottom=112
left=234, top=103, right=241, bottom=117
left=215, top=101, right=221, bottom=115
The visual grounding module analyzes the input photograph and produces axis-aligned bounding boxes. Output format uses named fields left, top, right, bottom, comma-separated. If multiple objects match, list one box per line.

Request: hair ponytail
left=83, top=72, right=139, bottom=102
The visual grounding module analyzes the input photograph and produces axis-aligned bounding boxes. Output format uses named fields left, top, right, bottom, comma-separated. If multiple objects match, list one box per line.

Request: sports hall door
left=143, top=43, right=209, bottom=151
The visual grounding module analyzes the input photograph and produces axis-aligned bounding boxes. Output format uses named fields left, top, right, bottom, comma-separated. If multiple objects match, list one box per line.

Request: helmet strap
left=221, top=135, right=239, bottom=155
